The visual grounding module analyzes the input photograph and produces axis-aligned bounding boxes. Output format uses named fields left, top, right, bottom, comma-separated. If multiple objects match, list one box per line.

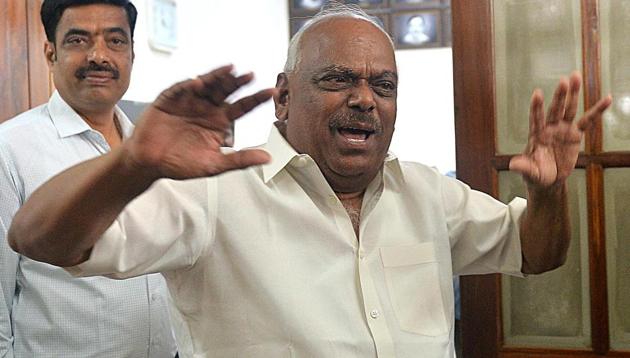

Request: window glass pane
left=494, top=0, right=583, bottom=154
left=604, top=168, right=630, bottom=350
left=600, top=0, right=630, bottom=151
left=499, top=170, right=591, bottom=348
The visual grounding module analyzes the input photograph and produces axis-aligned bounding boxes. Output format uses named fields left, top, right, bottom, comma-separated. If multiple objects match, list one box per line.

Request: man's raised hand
left=124, top=65, right=276, bottom=180
left=509, top=72, right=612, bottom=188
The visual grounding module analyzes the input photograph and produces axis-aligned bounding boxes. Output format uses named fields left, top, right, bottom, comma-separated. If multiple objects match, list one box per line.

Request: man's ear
left=44, top=41, right=56, bottom=67
left=273, top=73, right=290, bottom=121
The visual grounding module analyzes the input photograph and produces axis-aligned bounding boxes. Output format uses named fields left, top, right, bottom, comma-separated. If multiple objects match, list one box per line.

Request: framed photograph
left=147, top=0, right=178, bottom=53
left=393, top=10, right=441, bottom=49
left=292, top=0, right=327, bottom=11
left=344, top=0, right=386, bottom=9
left=392, top=0, right=441, bottom=9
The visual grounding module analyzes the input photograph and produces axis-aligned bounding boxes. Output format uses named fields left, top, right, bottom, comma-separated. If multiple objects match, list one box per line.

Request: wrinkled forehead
left=296, top=17, right=397, bottom=75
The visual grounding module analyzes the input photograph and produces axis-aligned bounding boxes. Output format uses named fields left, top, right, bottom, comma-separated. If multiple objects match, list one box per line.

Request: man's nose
left=347, top=80, right=376, bottom=112
left=87, top=39, right=110, bottom=64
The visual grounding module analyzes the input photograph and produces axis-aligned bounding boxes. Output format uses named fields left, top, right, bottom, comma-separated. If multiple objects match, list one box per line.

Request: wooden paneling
left=1, top=0, right=30, bottom=122
left=0, top=0, right=50, bottom=123
left=27, top=0, right=51, bottom=108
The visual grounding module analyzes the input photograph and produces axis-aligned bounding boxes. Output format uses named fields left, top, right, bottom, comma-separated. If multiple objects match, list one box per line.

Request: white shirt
left=69, top=125, right=526, bottom=358
left=0, top=92, right=177, bottom=358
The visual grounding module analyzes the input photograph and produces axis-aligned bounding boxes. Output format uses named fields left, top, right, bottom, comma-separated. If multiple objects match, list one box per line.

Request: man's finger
left=546, top=77, right=568, bottom=124
left=226, top=88, right=277, bottom=121
left=509, top=155, right=539, bottom=181
left=211, top=149, right=271, bottom=173
left=577, top=95, right=612, bottom=131
left=196, top=68, right=243, bottom=105
left=562, top=71, right=582, bottom=122
left=529, top=89, right=545, bottom=139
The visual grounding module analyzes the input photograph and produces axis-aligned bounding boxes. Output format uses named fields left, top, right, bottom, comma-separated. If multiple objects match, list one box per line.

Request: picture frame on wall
left=393, top=10, right=440, bottom=49
left=345, top=0, right=386, bottom=9
left=392, top=0, right=441, bottom=9
left=287, top=0, right=450, bottom=50
left=147, top=0, right=178, bottom=53
left=292, top=0, right=327, bottom=11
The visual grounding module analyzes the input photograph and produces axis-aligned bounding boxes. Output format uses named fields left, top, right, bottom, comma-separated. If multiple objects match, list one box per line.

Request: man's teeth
left=338, top=128, right=370, bottom=141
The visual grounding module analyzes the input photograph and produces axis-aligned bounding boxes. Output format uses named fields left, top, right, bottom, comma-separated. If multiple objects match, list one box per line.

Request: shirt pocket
left=379, top=242, right=448, bottom=336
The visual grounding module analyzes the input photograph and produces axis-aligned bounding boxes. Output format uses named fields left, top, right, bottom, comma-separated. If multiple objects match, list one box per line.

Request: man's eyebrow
left=61, top=27, right=130, bottom=40
left=375, top=71, right=398, bottom=81
left=62, top=28, right=90, bottom=40
left=104, top=27, right=130, bottom=39
left=314, top=66, right=398, bottom=80
left=314, top=65, right=355, bottom=77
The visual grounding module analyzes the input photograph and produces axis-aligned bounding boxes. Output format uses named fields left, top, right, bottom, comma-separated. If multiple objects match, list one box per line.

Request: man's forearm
left=8, top=146, right=156, bottom=267
left=519, top=182, right=571, bottom=274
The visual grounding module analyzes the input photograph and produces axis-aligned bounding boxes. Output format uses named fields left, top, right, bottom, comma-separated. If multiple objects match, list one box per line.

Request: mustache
left=329, top=111, right=383, bottom=134
left=75, top=63, right=120, bottom=79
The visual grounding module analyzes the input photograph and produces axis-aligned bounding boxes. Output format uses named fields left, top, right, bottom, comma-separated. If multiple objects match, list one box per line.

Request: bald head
left=294, top=17, right=396, bottom=75
left=284, top=3, right=394, bottom=73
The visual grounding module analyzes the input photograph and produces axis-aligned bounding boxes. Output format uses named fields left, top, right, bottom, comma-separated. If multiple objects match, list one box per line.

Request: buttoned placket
left=325, top=173, right=396, bottom=358
left=356, top=177, right=396, bottom=358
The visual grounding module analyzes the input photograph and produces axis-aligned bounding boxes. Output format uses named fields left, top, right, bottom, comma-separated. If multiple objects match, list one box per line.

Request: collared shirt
left=69, top=125, right=526, bottom=358
left=0, top=92, right=177, bottom=358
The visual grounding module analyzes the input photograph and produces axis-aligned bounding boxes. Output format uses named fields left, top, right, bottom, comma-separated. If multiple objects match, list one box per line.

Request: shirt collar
left=48, top=91, right=134, bottom=139
left=261, top=123, right=406, bottom=185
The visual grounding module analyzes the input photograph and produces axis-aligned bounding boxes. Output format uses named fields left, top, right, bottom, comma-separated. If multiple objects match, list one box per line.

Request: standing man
left=0, top=1, right=176, bottom=356
left=7, top=4, right=612, bottom=358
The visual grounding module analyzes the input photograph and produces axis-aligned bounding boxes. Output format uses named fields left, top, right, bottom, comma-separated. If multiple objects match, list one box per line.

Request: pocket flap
left=380, top=242, right=437, bottom=267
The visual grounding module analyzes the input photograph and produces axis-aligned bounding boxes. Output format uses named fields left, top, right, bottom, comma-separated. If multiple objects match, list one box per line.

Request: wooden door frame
left=451, top=1, right=501, bottom=357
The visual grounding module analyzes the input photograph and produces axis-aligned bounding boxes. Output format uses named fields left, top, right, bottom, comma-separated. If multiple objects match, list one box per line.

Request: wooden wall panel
left=0, top=0, right=30, bottom=122
left=0, top=0, right=51, bottom=123
left=27, top=0, right=52, bottom=108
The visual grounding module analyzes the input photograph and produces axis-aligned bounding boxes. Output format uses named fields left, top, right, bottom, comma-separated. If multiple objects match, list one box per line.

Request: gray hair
left=283, top=2, right=394, bottom=73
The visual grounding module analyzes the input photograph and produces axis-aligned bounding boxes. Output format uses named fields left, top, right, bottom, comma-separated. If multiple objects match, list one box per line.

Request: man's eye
left=66, top=37, right=86, bottom=44
left=373, top=81, right=397, bottom=96
left=323, top=75, right=348, bottom=83
left=110, top=38, right=128, bottom=45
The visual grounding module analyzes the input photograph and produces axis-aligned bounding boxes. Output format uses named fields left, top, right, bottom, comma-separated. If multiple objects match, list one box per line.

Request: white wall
left=125, top=0, right=290, bottom=149
left=393, top=48, right=455, bottom=173
left=125, top=0, right=455, bottom=173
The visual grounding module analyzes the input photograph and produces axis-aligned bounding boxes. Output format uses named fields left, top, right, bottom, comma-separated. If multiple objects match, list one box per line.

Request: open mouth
left=337, top=127, right=375, bottom=142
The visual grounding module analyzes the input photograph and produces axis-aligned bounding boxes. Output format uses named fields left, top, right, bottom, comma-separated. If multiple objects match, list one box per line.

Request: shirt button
left=358, top=249, right=365, bottom=259
left=328, top=195, right=337, bottom=205
left=151, top=293, right=158, bottom=302
left=370, top=309, right=380, bottom=319
left=294, top=156, right=308, bottom=167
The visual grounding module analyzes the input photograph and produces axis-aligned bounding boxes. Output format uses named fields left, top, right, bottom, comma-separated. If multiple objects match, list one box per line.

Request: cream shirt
left=68, top=126, right=526, bottom=358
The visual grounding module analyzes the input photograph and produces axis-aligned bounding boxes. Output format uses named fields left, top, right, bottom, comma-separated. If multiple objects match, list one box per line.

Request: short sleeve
left=442, top=175, right=526, bottom=277
left=66, top=177, right=214, bottom=279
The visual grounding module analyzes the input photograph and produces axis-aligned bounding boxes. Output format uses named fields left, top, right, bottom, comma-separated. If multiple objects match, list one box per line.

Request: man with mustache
left=0, top=0, right=177, bottom=356
left=8, top=3, right=612, bottom=358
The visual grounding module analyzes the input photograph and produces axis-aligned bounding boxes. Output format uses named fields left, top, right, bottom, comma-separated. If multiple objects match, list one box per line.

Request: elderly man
left=0, top=0, right=176, bottom=356
left=8, top=4, right=611, bottom=358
